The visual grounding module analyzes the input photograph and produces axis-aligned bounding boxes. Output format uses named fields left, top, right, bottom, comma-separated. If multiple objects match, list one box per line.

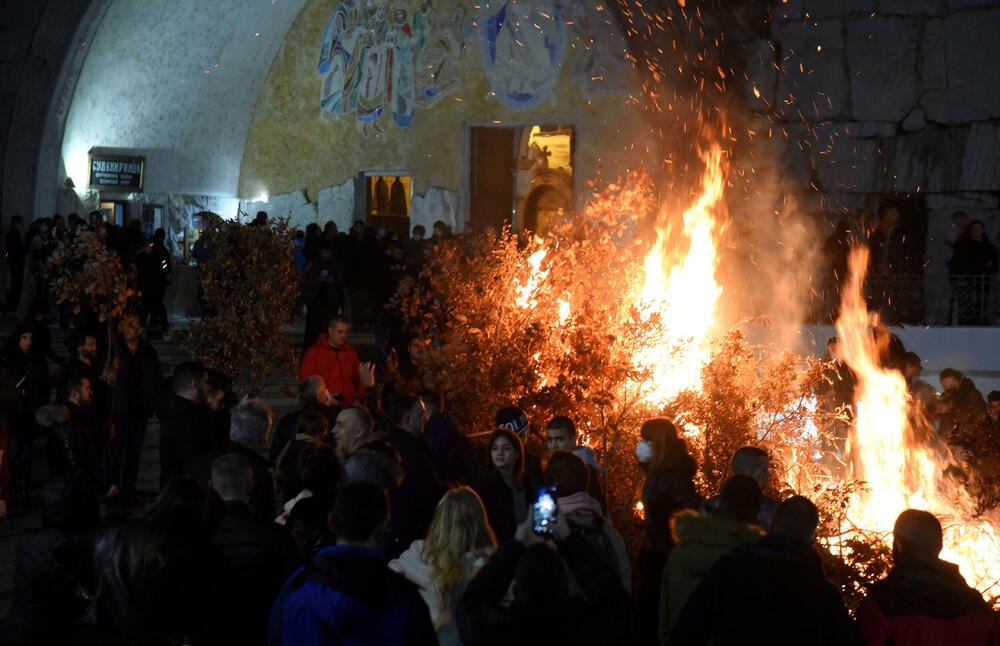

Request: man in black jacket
left=108, top=315, right=160, bottom=506
left=60, top=333, right=109, bottom=452
left=456, top=515, right=630, bottom=646
left=209, top=454, right=302, bottom=646
left=670, top=496, right=862, bottom=646
left=384, top=395, right=443, bottom=556
left=157, top=361, right=213, bottom=487
left=40, top=377, right=101, bottom=488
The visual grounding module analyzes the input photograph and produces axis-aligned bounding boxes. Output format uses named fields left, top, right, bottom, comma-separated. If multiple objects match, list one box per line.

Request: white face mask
left=635, top=439, right=654, bottom=463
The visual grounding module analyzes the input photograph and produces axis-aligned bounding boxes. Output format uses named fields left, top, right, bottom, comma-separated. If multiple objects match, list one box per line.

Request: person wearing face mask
left=633, top=418, right=700, bottom=646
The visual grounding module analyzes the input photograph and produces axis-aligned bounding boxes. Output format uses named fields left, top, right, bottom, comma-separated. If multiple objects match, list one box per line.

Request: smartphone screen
left=533, top=485, right=558, bottom=536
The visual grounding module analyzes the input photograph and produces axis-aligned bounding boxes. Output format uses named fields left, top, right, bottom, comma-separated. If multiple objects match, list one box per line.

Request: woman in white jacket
left=390, top=486, right=497, bottom=645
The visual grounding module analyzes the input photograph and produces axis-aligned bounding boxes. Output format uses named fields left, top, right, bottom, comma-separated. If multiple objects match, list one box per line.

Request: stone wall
left=768, top=0, right=1000, bottom=323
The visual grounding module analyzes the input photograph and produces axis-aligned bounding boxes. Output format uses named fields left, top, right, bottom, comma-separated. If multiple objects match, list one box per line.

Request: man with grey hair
left=209, top=453, right=301, bottom=646
left=333, top=405, right=403, bottom=492
left=226, top=399, right=277, bottom=522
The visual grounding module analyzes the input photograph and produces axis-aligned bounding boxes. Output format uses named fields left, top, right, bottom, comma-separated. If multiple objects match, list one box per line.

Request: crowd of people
left=0, top=308, right=994, bottom=645
left=821, top=205, right=1000, bottom=324
left=0, top=208, right=997, bottom=644
left=818, top=333, right=1000, bottom=485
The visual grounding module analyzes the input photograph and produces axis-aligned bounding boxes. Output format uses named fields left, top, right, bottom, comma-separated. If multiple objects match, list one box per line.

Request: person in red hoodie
left=857, top=509, right=1000, bottom=646
left=299, top=316, right=366, bottom=406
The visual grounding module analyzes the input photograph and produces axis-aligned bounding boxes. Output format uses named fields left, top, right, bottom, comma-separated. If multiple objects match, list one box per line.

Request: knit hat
left=495, top=406, right=529, bottom=438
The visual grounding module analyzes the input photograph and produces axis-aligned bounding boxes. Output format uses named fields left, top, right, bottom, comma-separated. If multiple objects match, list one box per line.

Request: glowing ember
left=633, top=144, right=726, bottom=405
left=836, top=246, right=1000, bottom=601
left=558, top=298, right=571, bottom=323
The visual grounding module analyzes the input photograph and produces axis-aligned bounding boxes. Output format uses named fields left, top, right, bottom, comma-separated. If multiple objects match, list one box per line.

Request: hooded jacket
left=857, top=558, right=1000, bottom=646
left=660, top=510, right=765, bottom=639
left=670, top=534, right=862, bottom=646
left=298, top=335, right=364, bottom=406
left=269, top=544, right=436, bottom=646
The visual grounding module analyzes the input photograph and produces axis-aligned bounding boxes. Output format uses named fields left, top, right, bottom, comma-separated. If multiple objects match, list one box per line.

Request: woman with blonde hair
left=390, top=486, right=497, bottom=645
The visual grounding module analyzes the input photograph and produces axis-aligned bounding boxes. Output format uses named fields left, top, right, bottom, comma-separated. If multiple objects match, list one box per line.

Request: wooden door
left=469, top=127, right=514, bottom=232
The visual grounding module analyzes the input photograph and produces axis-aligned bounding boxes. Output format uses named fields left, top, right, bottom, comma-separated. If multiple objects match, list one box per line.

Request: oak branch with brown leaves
left=387, top=202, right=860, bottom=575
left=180, top=218, right=300, bottom=395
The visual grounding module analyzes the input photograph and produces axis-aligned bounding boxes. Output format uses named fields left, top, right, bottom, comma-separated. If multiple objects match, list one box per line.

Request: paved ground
left=0, top=316, right=375, bottom=618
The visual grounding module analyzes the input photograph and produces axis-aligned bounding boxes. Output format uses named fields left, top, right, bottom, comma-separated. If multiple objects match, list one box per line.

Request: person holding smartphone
left=455, top=504, right=630, bottom=646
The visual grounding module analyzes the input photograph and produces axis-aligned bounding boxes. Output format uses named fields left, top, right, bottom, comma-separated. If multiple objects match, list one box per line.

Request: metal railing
left=947, top=274, right=999, bottom=326
left=812, top=273, right=1000, bottom=326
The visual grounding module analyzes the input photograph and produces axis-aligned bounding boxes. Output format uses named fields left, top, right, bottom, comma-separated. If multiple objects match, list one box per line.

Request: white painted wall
left=58, top=0, right=307, bottom=200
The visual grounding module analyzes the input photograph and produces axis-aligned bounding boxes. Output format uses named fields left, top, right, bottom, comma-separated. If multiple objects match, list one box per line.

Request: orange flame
left=836, top=247, right=1000, bottom=600
left=634, top=145, right=726, bottom=405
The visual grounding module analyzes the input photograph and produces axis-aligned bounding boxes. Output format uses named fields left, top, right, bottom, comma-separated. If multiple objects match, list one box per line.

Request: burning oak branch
left=391, top=145, right=1000, bottom=611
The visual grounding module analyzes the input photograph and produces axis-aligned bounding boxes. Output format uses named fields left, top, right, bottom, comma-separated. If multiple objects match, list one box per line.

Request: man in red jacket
left=857, top=509, right=1000, bottom=646
left=299, top=316, right=366, bottom=406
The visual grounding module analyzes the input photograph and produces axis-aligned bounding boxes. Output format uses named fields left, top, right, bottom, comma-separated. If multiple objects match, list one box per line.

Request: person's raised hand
left=553, top=512, right=572, bottom=542
left=514, top=517, right=544, bottom=547
left=360, top=361, right=375, bottom=388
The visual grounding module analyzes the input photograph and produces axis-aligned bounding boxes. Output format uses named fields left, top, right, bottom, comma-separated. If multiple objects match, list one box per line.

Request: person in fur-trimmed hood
left=659, top=474, right=765, bottom=643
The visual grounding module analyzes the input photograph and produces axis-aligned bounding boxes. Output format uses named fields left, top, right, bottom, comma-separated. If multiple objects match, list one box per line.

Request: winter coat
left=223, top=442, right=278, bottom=524
left=473, top=468, right=532, bottom=544
left=857, top=558, right=1000, bottom=646
left=939, top=377, right=988, bottom=440
left=2, top=348, right=49, bottom=438
left=670, top=534, right=863, bottom=646
left=275, top=433, right=322, bottom=502
left=344, top=440, right=405, bottom=491
left=455, top=534, right=630, bottom=646
left=210, top=500, right=302, bottom=646
left=0, top=473, right=96, bottom=645
left=298, top=335, right=364, bottom=406
left=269, top=403, right=336, bottom=464
left=0, top=526, right=93, bottom=645
left=422, top=412, right=477, bottom=485
left=385, top=427, right=444, bottom=555
left=60, top=357, right=110, bottom=446
left=948, top=238, right=1000, bottom=275
left=110, top=335, right=160, bottom=420
left=157, top=388, right=215, bottom=487
left=389, top=539, right=494, bottom=634
left=641, top=446, right=700, bottom=556
left=38, top=403, right=100, bottom=487
left=559, top=497, right=632, bottom=594
left=269, top=544, right=437, bottom=646
left=660, top=510, right=765, bottom=640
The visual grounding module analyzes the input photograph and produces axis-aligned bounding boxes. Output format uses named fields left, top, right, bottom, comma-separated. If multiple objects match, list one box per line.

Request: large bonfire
left=392, top=133, right=1000, bottom=608
left=834, top=246, right=1000, bottom=603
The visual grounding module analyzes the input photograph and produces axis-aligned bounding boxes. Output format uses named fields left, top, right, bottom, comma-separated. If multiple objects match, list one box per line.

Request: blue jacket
left=269, top=544, right=436, bottom=646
